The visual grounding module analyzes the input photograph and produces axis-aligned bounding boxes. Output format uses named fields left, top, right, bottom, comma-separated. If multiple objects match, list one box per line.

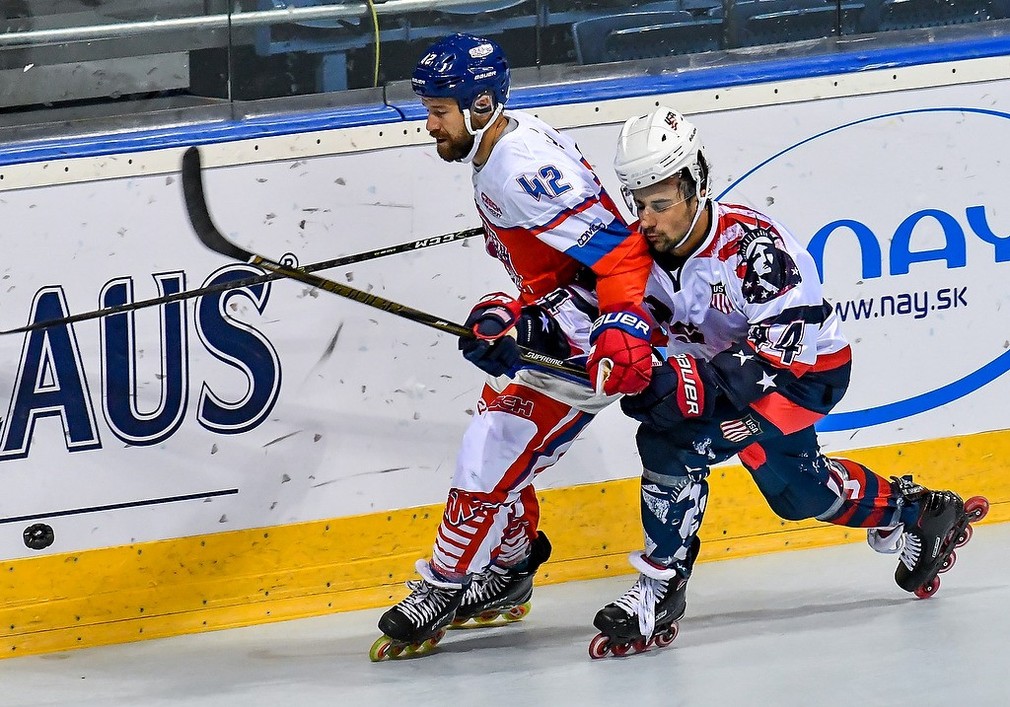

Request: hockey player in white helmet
left=588, top=106, right=989, bottom=658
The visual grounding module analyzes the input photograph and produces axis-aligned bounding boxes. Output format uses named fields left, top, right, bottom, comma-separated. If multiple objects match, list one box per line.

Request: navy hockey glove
left=587, top=306, right=654, bottom=396
left=621, top=353, right=718, bottom=429
left=459, top=293, right=523, bottom=377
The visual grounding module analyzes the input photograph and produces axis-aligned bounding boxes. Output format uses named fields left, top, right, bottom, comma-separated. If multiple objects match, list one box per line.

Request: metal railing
left=0, top=0, right=490, bottom=47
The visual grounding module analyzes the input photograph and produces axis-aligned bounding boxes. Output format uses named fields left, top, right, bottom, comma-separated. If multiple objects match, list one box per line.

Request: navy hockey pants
left=636, top=382, right=909, bottom=570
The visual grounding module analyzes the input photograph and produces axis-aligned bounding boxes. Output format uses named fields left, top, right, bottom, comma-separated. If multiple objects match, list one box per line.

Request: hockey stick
left=0, top=226, right=482, bottom=337
left=182, top=146, right=590, bottom=382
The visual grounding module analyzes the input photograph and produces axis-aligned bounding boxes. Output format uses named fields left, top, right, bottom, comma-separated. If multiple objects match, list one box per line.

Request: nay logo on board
left=719, top=107, right=1010, bottom=431
left=0, top=264, right=281, bottom=461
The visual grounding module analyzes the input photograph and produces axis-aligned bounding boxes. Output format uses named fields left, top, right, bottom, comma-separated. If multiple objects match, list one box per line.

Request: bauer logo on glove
left=593, top=311, right=651, bottom=338
left=620, top=353, right=719, bottom=429
left=587, top=306, right=654, bottom=396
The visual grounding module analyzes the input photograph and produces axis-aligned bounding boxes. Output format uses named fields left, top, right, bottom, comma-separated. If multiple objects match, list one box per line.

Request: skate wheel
left=472, top=611, right=500, bottom=626
left=954, top=523, right=973, bottom=548
left=504, top=602, right=531, bottom=622
left=938, top=551, right=956, bottom=574
left=965, top=496, right=989, bottom=522
left=654, top=622, right=680, bottom=648
left=632, top=637, right=649, bottom=654
left=427, top=628, right=448, bottom=649
left=611, top=641, right=632, bottom=657
left=914, top=576, right=940, bottom=599
left=368, top=636, right=393, bottom=662
left=450, top=616, right=468, bottom=628
left=588, top=633, right=612, bottom=660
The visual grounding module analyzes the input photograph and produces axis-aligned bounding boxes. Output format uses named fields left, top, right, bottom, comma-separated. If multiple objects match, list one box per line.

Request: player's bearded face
left=421, top=98, right=475, bottom=162
left=631, top=178, right=700, bottom=255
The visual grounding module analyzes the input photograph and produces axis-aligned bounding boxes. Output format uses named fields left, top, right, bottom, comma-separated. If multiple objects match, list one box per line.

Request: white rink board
left=0, top=76, right=1008, bottom=560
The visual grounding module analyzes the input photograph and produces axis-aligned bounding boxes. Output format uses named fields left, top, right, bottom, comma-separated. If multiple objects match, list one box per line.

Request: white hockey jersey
left=472, top=110, right=650, bottom=314
left=643, top=201, right=851, bottom=411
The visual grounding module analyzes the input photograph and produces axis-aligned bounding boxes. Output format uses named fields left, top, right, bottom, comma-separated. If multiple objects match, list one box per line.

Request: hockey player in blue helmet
left=410, top=33, right=510, bottom=164
left=370, top=33, right=657, bottom=660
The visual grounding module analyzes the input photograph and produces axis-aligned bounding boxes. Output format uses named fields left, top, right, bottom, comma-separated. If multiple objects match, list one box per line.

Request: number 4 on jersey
left=769, top=320, right=804, bottom=365
left=517, top=165, right=571, bottom=201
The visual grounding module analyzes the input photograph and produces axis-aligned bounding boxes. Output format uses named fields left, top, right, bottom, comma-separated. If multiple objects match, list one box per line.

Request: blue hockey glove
left=459, top=293, right=523, bottom=377
left=620, top=353, right=718, bottom=429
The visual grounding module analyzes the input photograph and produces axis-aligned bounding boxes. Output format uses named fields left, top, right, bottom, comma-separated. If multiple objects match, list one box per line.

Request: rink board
left=1, top=38, right=1010, bottom=656
left=2, top=430, right=1007, bottom=657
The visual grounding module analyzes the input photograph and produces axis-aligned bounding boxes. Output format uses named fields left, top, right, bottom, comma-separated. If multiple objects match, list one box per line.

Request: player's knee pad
left=636, top=424, right=710, bottom=485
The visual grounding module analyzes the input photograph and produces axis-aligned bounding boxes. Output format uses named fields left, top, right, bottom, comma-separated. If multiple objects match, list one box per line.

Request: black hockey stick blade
left=180, top=146, right=589, bottom=382
left=182, top=146, right=255, bottom=262
left=0, top=226, right=482, bottom=337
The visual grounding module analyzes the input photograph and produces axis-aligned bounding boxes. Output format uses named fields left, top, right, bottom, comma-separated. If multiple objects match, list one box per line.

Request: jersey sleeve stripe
left=525, top=193, right=600, bottom=237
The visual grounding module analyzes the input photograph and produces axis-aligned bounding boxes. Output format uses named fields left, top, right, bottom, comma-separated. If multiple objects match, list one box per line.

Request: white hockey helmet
left=614, top=107, right=708, bottom=194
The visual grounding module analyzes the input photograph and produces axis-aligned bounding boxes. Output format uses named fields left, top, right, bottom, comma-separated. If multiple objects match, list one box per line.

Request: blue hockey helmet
left=411, top=33, right=510, bottom=113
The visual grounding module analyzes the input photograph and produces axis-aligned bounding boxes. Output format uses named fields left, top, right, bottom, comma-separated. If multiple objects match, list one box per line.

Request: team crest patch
left=737, top=225, right=801, bottom=304
left=720, top=415, right=762, bottom=443
left=469, top=43, right=494, bottom=59
left=710, top=282, right=733, bottom=314
left=481, top=192, right=503, bottom=219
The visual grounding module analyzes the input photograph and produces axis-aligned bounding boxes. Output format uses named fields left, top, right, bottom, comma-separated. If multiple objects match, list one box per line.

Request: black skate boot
left=452, top=531, right=552, bottom=628
left=370, top=560, right=465, bottom=661
left=890, top=475, right=989, bottom=598
left=589, top=538, right=700, bottom=659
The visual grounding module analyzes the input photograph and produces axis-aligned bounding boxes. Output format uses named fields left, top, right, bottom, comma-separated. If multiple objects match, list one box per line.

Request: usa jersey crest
left=709, top=282, right=733, bottom=314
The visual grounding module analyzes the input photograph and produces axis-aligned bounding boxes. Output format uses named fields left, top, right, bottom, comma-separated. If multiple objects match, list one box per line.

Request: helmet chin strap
left=670, top=186, right=710, bottom=251
left=458, top=103, right=504, bottom=164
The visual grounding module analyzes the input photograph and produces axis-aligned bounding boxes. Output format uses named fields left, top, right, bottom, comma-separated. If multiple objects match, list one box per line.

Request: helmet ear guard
left=470, top=90, right=496, bottom=115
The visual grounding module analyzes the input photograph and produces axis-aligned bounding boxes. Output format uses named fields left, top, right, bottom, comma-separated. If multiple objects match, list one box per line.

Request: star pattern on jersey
left=733, top=350, right=753, bottom=366
left=757, top=372, right=778, bottom=391
left=538, top=311, right=551, bottom=331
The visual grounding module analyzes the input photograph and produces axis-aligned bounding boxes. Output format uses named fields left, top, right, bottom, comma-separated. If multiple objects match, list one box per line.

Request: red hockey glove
left=587, top=306, right=653, bottom=395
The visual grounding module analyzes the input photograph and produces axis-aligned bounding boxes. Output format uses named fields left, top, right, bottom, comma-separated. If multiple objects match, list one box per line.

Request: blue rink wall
left=0, top=32, right=1008, bottom=657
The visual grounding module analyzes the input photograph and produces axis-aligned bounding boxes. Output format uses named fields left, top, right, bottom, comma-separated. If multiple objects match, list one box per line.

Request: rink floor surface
left=3, top=522, right=1008, bottom=707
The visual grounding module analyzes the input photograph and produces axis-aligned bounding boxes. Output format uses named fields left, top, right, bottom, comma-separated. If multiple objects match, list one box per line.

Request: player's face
left=421, top=97, right=475, bottom=162
left=631, top=177, right=705, bottom=256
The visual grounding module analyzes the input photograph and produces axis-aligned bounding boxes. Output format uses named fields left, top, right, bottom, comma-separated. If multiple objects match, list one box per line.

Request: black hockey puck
left=23, top=523, right=54, bottom=550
